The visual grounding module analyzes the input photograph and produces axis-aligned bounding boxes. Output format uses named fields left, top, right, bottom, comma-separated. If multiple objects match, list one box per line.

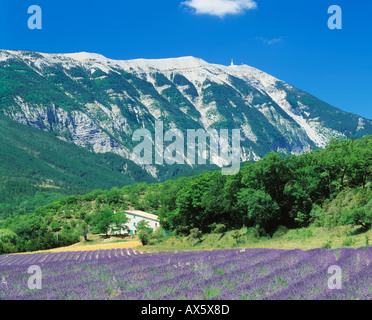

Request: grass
left=135, top=225, right=372, bottom=253
left=14, top=225, right=372, bottom=255
left=80, top=235, right=130, bottom=246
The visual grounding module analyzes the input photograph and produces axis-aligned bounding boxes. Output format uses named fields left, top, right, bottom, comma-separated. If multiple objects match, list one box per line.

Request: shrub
left=342, top=237, right=355, bottom=247
left=295, top=212, right=310, bottom=228
left=152, top=227, right=166, bottom=241
left=138, top=230, right=150, bottom=246
left=341, top=206, right=372, bottom=230
left=0, top=229, right=18, bottom=244
left=213, top=224, right=226, bottom=234
left=231, top=230, right=245, bottom=245
left=246, top=226, right=260, bottom=239
left=0, top=242, right=18, bottom=254
left=188, top=228, right=203, bottom=242
left=322, top=241, right=332, bottom=249
left=310, top=205, right=325, bottom=227
left=273, top=226, right=289, bottom=238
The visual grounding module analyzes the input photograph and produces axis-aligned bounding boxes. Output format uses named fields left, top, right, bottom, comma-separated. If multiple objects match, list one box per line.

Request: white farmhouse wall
left=109, top=210, right=159, bottom=236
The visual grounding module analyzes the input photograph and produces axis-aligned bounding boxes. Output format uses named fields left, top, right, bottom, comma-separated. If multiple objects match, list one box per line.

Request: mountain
left=0, top=49, right=371, bottom=179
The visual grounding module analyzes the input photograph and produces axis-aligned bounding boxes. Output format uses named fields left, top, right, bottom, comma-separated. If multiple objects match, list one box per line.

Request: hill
left=0, top=135, right=370, bottom=254
left=0, top=114, right=154, bottom=219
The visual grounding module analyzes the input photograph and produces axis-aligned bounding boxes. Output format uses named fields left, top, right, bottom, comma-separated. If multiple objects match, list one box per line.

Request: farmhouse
left=109, top=210, right=160, bottom=236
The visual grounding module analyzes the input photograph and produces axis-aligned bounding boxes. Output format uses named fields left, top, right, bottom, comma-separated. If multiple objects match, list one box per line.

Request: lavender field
left=0, top=247, right=371, bottom=300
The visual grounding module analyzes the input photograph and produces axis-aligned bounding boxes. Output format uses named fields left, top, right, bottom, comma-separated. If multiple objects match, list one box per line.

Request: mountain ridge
left=1, top=49, right=371, bottom=178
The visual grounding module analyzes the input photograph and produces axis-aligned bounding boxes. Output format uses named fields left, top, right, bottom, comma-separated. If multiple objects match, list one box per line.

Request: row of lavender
left=0, top=248, right=142, bottom=267
left=0, top=247, right=371, bottom=300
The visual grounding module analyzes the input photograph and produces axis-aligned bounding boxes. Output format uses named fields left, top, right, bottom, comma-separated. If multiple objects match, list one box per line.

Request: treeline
left=156, top=135, right=371, bottom=235
left=0, top=188, right=130, bottom=253
left=0, top=135, right=371, bottom=253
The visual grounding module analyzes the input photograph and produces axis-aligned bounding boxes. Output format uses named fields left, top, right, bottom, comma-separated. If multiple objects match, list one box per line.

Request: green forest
left=0, top=113, right=157, bottom=220
left=0, top=135, right=371, bottom=254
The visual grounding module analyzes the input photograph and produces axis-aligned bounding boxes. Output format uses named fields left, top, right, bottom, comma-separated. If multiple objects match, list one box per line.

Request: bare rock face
left=6, top=97, right=130, bottom=159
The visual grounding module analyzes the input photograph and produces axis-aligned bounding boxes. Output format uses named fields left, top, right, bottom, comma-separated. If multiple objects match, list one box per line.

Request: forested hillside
left=0, top=114, right=155, bottom=219
left=0, top=135, right=370, bottom=254
left=0, top=114, right=221, bottom=220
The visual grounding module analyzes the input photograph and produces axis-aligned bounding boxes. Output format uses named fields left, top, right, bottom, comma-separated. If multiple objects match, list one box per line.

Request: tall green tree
left=237, top=188, right=281, bottom=235
left=92, top=209, right=114, bottom=236
left=111, top=212, right=130, bottom=235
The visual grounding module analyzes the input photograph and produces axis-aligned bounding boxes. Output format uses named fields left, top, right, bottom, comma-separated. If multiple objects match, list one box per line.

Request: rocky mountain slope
left=0, top=49, right=371, bottom=178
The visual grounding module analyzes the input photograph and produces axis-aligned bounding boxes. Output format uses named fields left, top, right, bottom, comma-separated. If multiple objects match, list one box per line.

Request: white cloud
left=182, top=0, right=257, bottom=18
left=256, top=37, right=284, bottom=45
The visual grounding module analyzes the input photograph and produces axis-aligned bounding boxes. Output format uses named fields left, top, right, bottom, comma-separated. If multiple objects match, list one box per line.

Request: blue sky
left=1, top=0, right=371, bottom=119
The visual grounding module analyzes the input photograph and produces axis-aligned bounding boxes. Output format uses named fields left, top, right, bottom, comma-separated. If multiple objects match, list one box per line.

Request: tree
left=143, top=192, right=160, bottom=210
left=92, top=209, right=114, bottom=236
left=107, top=187, right=123, bottom=205
left=237, top=188, right=280, bottom=235
left=136, top=220, right=153, bottom=235
left=341, top=199, right=372, bottom=230
left=49, top=220, right=61, bottom=233
left=111, top=212, right=130, bottom=235
left=201, top=172, right=230, bottom=231
left=175, top=174, right=211, bottom=233
left=79, top=222, right=90, bottom=241
left=241, top=153, right=292, bottom=225
left=0, top=229, right=18, bottom=253
left=348, top=137, right=372, bottom=188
